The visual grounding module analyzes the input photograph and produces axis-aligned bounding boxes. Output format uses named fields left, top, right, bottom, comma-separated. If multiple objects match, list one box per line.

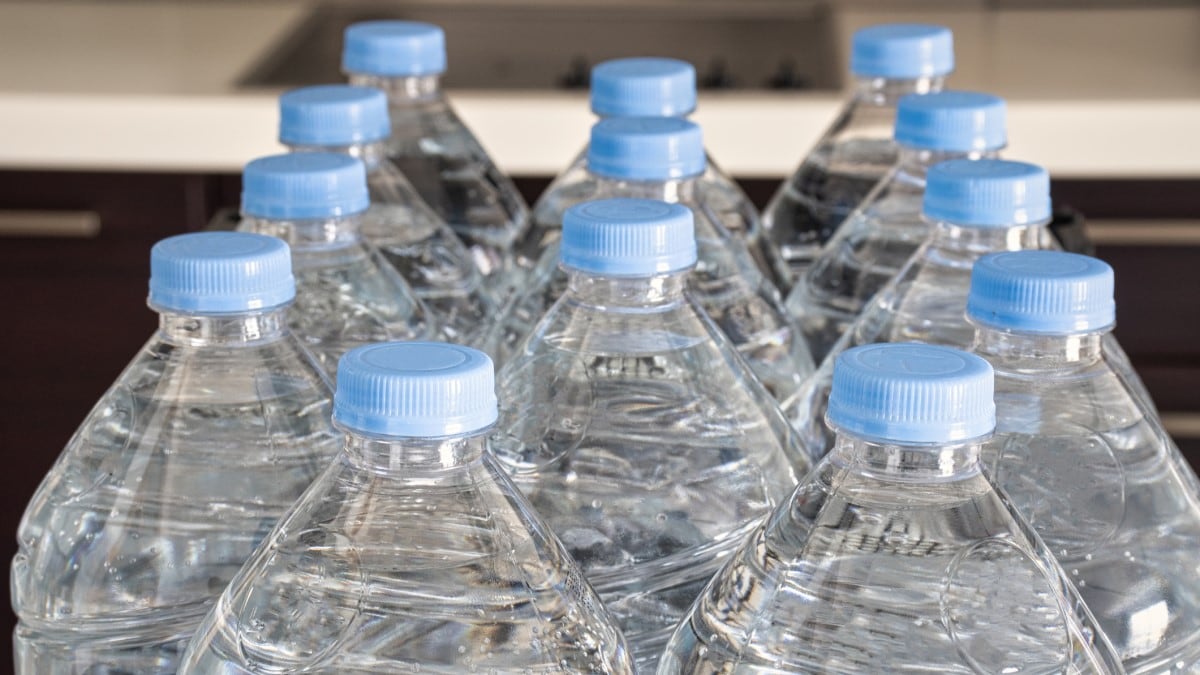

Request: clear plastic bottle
left=519, top=57, right=766, bottom=283
left=179, top=341, right=633, bottom=674
left=279, top=85, right=498, bottom=349
left=343, top=21, right=529, bottom=281
left=238, top=152, right=432, bottom=375
left=761, top=23, right=953, bottom=289
left=11, top=232, right=342, bottom=674
left=492, top=199, right=812, bottom=670
left=792, top=158, right=1051, bottom=460
left=659, top=342, right=1124, bottom=674
left=492, top=118, right=814, bottom=417
left=787, top=90, right=1007, bottom=362
left=967, top=250, right=1200, bottom=672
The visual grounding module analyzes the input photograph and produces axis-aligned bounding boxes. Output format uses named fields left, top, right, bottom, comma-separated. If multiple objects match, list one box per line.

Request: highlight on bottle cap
left=149, top=231, right=295, bottom=314
left=342, top=20, right=447, bottom=77
left=279, top=85, right=391, bottom=146
left=895, top=90, right=1007, bottom=153
left=241, top=153, right=371, bottom=220
left=590, top=57, right=697, bottom=117
left=826, top=343, right=995, bottom=444
left=923, top=159, right=1051, bottom=228
left=560, top=198, right=697, bottom=277
left=334, top=342, right=498, bottom=437
left=851, top=24, right=954, bottom=79
left=588, top=117, right=706, bottom=180
left=967, top=250, right=1116, bottom=334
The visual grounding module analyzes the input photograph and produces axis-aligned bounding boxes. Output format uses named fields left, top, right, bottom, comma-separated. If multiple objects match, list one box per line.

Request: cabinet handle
left=1089, top=219, right=1200, bottom=246
left=0, top=210, right=101, bottom=238
left=1163, top=413, right=1200, bottom=440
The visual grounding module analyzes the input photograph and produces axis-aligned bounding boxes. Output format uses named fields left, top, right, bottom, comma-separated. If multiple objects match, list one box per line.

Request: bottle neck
left=588, top=173, right=700, bottom=202
left=828, top=432, right=984, bottom=482
left=286, top=141, right=389, bottom=173
left=928, top=220, right=1045, bottom=256
left=896, top=147, right=1002, bottom=179
left=347, top=73, right=443, bottom=104
left=562, top=268, right=690, bottom=311
left=342, top=429, right=487, bottom=473
left=156, top=306, right=291, bottom=346
left=240, top=213, right=365, bottom=249
left=853, top=75, right=946, bottom=106
left=973, top=325, right=1106, bottom=369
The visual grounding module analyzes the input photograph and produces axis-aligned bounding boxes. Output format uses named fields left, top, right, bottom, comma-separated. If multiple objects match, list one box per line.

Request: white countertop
left=0, top=1, right=1198, bottom=178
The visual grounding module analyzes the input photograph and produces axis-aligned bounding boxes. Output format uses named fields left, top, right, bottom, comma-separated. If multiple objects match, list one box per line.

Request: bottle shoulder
left=494, top=298, right=804, bottom=489
left=666, top=457, right=1111, bottom=672
left=178, top=450, right=633, bottom=673
left=386, top=98, right=488, bottom=158
left=988, top=354, right=1156, bottom=435
left=290, top=247, right=429, bottom=325
left=12, top=333, right=339, bottom=626
left=804, top=99, right=900, bottom=173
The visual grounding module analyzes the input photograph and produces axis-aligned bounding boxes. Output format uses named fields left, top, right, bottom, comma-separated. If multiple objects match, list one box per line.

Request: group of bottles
left=12, top=19, right=1200, bottom=675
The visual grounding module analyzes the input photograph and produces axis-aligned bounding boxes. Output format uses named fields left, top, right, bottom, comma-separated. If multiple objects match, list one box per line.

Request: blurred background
left=0, top=0, right=1197, bottom=664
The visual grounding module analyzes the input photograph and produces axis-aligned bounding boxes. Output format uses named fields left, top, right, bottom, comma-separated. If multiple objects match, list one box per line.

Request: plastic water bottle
left=791, top=158, right=1052, bottom=460
left=492, top=119, right=814, bottom=417
left=520, top=57, right=765, bottom=281
left=786, top=90, right=1007, bottom=362
left=343, top=21, right=529, bottom=280
left=492, top=199, right=812, bottom=670
left=659, top=342, right=1124, bottom=673
left=11, top=232, right=342, bottom=674
left=238, top=152, right=432, bottom=375
left=967, top=250, right=1200, bottom=672
left=761, top=23, right=954, bottom=289
left=279, top=85, right=498, bottom=348
left=179, top=342, right=633, bottom=673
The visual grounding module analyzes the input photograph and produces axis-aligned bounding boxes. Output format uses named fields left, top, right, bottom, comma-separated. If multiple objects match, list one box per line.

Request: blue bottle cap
left=334, top=342, right=498, bottom=437
left=851, top=24, right=955, bottom=79
left=827, top=343, right=995, bottom=444
left=590, top=57, right=697, bottom=117
left=923, top=159, right=1051, bottom=227
left=895, top=91, right=1007, bottom=152
left=968, top=250, right=1115, bottom=334
left=149, top=231, right=295, bottom=314
left=279, top=85, right=391, bottom=146
left=242, top=153, right=370, bottom=220
left=342, top=21, right=447, bottom=77
left=588, top=117, right=706, bottom=180
left=560, top=198, right=696, bottom=277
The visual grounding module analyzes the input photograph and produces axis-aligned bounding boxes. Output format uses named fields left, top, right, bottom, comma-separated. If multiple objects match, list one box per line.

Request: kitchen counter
left=0, top=1, right=1197, bottom=177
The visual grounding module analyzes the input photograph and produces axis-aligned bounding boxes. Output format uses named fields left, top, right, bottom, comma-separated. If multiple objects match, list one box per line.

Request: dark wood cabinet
left=0, top=170, right=230, bottom=509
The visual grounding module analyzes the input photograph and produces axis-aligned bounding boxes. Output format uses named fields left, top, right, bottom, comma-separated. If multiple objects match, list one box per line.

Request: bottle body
left=494, top=176, right=814, bottom=415
left=239, top=214, right=433, bottom=374
left=179, top=432, right=633, bottom=673
left=521, top=146, right=591, bottom=276
left=360, top=153, right=499, bottom=348
left=12, top=312, right=341, bottom=674
left=979, top=330, right=1200, bottom=672
left=699, top=160, right=765, bottom=247
left=660, top=434, right=1123, bottom=674
left=761, top=77, right=944, bottom=288
left=791, top=221, right=1047, bottom=458
left=494, top=273, right=808, bottom=670
left=351, top=74, right=529, bottom=281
